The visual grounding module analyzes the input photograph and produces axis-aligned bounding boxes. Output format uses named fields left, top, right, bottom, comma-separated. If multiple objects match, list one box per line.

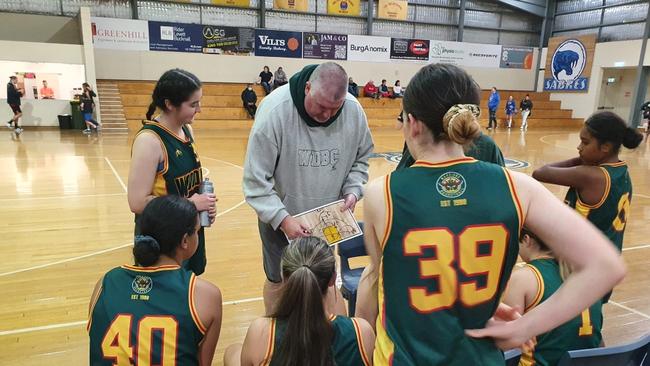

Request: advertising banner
left=429, top=40, right=501, bottom=68
left=500, top=46, right=534, bottom=69
left=91, top=17, right=149, bottom=51
left=148, top=21, right=203, bottom=53
left=211, top=0, right=250, bottom=7
left=254, top=29, right=302, bottom=58
left=347, top=35, right=390, bottom=62
left=202, top=25, right=254, bottom=55
left=378, top=0, right=408, bottom=20
left=327, top=0, right=360, bottom=16
left=274, top=0, right=308, bottom=11
left=303, top=32, right=348, bottom=60
left=390, top=38, right=429, bottom=61
left=543, top=35, right=596, bottom=92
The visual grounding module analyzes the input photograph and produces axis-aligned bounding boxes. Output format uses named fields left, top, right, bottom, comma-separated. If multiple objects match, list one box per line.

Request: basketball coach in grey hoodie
left=243, top=62, right=374, bottom=312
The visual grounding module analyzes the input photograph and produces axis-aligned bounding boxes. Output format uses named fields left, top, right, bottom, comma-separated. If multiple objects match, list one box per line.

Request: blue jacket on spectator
left=488, top=90, right=500, bottom=111
left=505, top=99, right=516, bottom=115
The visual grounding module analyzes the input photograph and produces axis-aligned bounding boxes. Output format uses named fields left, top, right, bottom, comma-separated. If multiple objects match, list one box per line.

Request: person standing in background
left=40, top=80, right=54, bottom=99
left=520, top=94, right=533, bottom=131
left=80, top=83, right=100, bottom=134
left=505, top=95, right=516, bottom=129
left=487, top=86, right=500, bottom=130
left=6, top=76, right=23, bottom=134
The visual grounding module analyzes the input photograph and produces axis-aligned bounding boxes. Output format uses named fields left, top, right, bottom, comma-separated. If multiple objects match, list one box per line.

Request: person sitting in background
left=40, top=80, right=54, bottom=99
left=502, top=228, right=603, bottom=366
left=379, top=79, right=390, bottom=98
left=273, top=67, right=288, bottom=89
left=241, top=83, right=258, bottom=119
left=257, top=66, right=273, bottom=95
left=223, top=237, right=374, bottom=366
left=392, top=80, right=403, bottom=98
left=363, top=80, right=379, bottom=99
left=348, top=77, right=359, bottom=98
left=640, top=100, right=650, bottom=140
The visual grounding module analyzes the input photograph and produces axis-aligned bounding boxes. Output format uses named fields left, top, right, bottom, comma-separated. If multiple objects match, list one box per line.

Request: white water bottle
left=199, top=178, right=214, bottom=227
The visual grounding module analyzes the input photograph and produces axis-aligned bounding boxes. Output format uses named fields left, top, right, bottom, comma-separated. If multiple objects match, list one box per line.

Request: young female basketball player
left=355, top=64, right=625, bottom=365
left=533, top=111, right=643, bottom=254
left=503, top=228, right=602, bottom=366
left=88, top=195, right=222, bottom=365
left=128, top=69, right=216, bottom=275
left=223, top=237, right=374, bottom=366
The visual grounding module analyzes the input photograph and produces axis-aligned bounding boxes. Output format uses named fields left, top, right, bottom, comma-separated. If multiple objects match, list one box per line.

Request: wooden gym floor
left=0, top=125, right=648, bottom=365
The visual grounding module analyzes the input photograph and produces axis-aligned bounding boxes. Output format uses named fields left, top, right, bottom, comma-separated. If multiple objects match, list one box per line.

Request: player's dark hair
left=521, top=227, right=551, bottom=253
left=585, top=111, right=643, bottom=153
left=403, top=63, right=481, bottom=145
left=271, top=237, right=336, bottom=366
left=146, top=69, right=201, bottom=120
left=133, top=195, right=198, bottom=266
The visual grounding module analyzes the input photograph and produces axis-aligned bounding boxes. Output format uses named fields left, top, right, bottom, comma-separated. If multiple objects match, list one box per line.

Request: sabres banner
left=378, top=0, right=408, bottom=20
left=327, top=0, right=360, bottom=16
left=274, top=0, right=308, bottom=12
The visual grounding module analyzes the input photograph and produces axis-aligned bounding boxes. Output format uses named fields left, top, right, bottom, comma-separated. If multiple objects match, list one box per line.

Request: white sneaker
left=6, top=121, right=13, bottom=129
left=14, top=127, right=23, bottom=134
left=82, top=128, right=92, bottom=134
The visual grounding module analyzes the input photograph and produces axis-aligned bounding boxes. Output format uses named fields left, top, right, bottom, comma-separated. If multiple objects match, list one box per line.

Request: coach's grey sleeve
left=242, top=128, right=289, bottom=230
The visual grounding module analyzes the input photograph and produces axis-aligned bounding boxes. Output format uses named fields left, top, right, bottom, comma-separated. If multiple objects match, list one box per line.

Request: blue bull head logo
left=553, top=50, right=580, bottom=79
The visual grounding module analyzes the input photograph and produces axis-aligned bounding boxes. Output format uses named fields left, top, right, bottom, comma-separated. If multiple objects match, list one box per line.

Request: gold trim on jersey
left=189, top=274, right=207, bottom=335
left=600, top=161, right=626, bottom=168
left=120, top=264, right=181, bottom=272
left=503, top=168, right=524, bottom=234
left=261, top=318, right=277, bottom=366
left=524, top=264, right=544, bottom=312
left=86, top=286, right=103, bottom=333
left=134, top=129, right=169, bottom=176
left=519, top=350, right=536, bottom=366
left=142, top=120, right=191, bottom=144
left=380, top=174, right=393, bottom=251
left=411, top=157, right=477, bottom=168
left=575, top=167, right=610, bottom=210
left=351, top=318, right=372, bottom=366
left=375, top=257, right=395, bottom=365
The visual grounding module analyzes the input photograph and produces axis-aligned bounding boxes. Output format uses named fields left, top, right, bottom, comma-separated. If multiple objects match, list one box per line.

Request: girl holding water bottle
left=127, top=69, right=216, bottom=275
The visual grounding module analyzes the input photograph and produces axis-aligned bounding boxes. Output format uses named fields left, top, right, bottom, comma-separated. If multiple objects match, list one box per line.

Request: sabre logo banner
left=254, top=29, right=302, bottom=58
left=347, top=35, right=391, bottom=62
left=390, top=38, right=429, bottom=61
left=544, top=39, right=589, bottom=91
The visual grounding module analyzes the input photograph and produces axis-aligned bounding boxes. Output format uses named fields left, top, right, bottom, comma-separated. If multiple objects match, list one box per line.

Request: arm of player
left=87, top=275, right=105, bottom=331
left=467, top=172, right=625, bottom=350
left=341, top=108, right=374, bottom=204
left=196, top=279, right=223, bottom=366
left=240, top=318, right=271, bottom=366
left=354, top=176, right=386, bottom=330
left=354, top=317, right=376, bottom=366
left=127, top=132, right=163, bottom=214
left=242, top=126, right=289, bottom=230
left=532, top=162, right=607, bottom=205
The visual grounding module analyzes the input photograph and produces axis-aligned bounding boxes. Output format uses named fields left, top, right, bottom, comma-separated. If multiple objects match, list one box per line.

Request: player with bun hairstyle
left=355, top=63, right=625, bottom=365
left=88, top=195, right=222, bottom=365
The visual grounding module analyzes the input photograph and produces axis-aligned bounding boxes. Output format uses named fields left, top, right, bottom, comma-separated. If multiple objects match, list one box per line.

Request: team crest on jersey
left=436, top=172, right=466, bottom=198
left=175, top=149, right=183, bottom=158
left=132, top=275, right=153, bottom=294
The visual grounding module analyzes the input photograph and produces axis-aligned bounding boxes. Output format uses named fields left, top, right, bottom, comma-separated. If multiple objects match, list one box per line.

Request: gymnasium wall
left=93, top=48, right=540, bottom=91
left=539, top=39, right=650, bottom=121
left=0, top=12, right=81, bottom=45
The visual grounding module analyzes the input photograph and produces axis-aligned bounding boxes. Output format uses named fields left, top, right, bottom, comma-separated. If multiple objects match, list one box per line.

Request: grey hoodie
left=243, top=84, right=374, bottom=230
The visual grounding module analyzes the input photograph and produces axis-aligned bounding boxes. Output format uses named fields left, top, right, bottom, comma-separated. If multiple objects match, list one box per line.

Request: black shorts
left=9, top=104, right=21, bottom=114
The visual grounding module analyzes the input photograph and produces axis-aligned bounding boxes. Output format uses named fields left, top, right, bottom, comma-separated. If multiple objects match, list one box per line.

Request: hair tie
left=444, top=104, right=480, bottom=132
left=135, top=235, right=160, bottom=252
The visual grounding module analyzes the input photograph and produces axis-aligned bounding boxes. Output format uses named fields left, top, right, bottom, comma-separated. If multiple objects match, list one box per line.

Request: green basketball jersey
left=265, top=315, right=371, bottom=366
left=520, top=259, right=602, bottom=366
left=377, top=158, right=522, bottom=366
left=564, top=162, right=631, bottom=252
left=88, top=265, right=206, bottom=366
left=133, top=122, right=207, bottom=275
left=396, top=134, right=505, bottom=170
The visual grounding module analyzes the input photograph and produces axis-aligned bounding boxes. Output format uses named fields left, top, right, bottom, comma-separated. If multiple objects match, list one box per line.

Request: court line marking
left=608, top=301, right=650, bottom=320
left=0, top=296, right=265, bottom=336
left=0, top=192, right=126, bottom=202
left=622, top=243, right=650, bottom=252
left=201, top=156, right=244, bottom=170
left=104, top=157, right=127, bottom=193
left=635, top=193, right=650, bottom=199
left=0, top=242, right=133, bottom=278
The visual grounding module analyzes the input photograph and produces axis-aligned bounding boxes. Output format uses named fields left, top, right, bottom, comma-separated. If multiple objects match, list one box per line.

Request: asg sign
left=544, top=37, right=591, bottom=91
